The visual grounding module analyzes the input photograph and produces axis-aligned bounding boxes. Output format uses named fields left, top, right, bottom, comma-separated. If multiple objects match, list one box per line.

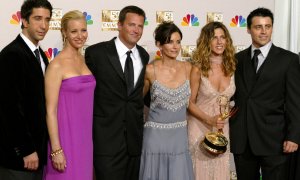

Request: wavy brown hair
left=192, top=22, right=236, bottom=77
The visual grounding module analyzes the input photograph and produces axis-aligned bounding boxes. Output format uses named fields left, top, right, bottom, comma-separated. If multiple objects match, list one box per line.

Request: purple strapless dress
left=44, top=75, right=96, bottom=180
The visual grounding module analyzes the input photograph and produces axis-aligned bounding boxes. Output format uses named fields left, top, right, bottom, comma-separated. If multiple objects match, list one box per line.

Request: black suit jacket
left=85, top=38, right=149, bottom=156
left=230, top=44, right=300, bottom=156
left=0, top=35, right=48, bottom=170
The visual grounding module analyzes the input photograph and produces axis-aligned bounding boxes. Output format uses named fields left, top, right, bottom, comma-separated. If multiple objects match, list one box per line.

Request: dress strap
left=153, top=60, right=157, bottom=80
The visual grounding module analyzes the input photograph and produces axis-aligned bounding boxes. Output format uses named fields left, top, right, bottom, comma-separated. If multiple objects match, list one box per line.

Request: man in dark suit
left=85, top=5, right=149, bottom=180
left=0, top=0, right=52, bottom=179
left=230, top=7, right=300, bottom=180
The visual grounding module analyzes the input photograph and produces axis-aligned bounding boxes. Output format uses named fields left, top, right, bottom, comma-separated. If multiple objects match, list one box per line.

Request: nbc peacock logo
left=181, top=14, right=199, bottom=27
left=44, top=48, right=60, bottom=61
left=83, top=12, right=93, bottom=25
left=230, top=15, right=247, bottom=27
left=10, top=11, right=21, bottom=25
left=144, top=17, right=149, bottom=26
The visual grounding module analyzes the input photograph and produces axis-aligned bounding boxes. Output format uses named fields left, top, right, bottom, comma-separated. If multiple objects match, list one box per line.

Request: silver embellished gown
left=139, top=79, right=194, bottom=180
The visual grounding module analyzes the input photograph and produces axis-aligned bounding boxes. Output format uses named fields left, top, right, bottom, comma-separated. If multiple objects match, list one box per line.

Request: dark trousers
left=233, top=143, right=291, bottom=180
left=288, top=150, right=300, bottom=180
left=0, top=166, right=43, bottom=180
left=94, top=141, right=141, bottom=180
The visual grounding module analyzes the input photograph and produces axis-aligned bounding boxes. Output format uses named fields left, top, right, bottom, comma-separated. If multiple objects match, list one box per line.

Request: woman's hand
left=206, top=115, right=225, bottom=129
left=51, top=151, right=67, bottom=171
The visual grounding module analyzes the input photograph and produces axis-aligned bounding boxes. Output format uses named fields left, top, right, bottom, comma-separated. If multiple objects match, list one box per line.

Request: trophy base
left=201, top=132, right=228, bottom=155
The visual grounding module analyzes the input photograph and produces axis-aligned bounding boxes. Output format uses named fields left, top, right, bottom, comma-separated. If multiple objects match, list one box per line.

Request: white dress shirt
left=251, top=41, right=272, bottom=71
left=20, top=33, right=46, bottom=74
left=115, top=36, right=143, bottom=87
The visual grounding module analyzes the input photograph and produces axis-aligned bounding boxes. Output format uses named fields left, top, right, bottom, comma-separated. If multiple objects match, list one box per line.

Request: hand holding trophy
left=201, top=95, right=238, bottom=155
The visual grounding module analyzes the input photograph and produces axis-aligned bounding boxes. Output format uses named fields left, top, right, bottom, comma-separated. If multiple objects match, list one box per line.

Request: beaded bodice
left=150, top=80, right=190, bottom=112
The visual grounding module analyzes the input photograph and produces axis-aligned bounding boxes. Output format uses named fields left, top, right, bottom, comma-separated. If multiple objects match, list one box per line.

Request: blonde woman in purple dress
left=44, top=10, right=95, bottom=180
left=187, top=22, right=236, bottom=180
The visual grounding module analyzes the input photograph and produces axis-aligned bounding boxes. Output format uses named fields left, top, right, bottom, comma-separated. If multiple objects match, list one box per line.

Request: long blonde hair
left=192, top=22, right=236, bottom=77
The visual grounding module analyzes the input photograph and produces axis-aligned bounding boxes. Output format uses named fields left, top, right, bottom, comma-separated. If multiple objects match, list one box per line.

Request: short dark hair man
left=0, top=0, right=52, bottom=179
left=85, top=5, right=149, bottom=180
left=230, top=7, right=300, bottom=180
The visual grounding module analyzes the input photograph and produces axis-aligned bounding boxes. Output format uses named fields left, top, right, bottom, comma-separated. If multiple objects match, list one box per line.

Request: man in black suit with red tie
left=0, top=0, right=52, bottom=179
left=85, top=5, right=149, bottom=180
left=230, top=7, right=300, bottom=180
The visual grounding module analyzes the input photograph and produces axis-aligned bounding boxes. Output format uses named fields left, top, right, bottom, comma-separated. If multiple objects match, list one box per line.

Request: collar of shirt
left=115, top=36, right=138, bottom=60
left=114, top=37, right=143, bottom=86
left=251, top=41, right=272, bottom=71
left=251, top=41, right=272, bottom=59
left=20, top=33, right=46, bottom=75
left=20, top=33, right=40, bottom=54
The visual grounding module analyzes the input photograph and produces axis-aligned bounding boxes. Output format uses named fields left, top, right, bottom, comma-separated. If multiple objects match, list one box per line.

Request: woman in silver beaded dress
left=139, top=22, right=194, bottom=180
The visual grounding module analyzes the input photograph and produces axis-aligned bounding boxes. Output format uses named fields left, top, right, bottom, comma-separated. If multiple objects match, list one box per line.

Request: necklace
left=209, top=56, right=223, bottom=75
left=210, top=57, right=223, bottom=65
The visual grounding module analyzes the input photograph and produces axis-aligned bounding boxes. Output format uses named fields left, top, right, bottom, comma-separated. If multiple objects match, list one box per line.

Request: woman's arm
left=143, top=63, right=154, bottom=97
left=188, top=66, right=224, bottom=129
left=45, top=59, right=66, bottom=171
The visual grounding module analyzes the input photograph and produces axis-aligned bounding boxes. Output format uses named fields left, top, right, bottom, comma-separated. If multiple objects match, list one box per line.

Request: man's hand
left=283, top=141, right=298, bottom=153
left=23, top=152, right=39, bottom=170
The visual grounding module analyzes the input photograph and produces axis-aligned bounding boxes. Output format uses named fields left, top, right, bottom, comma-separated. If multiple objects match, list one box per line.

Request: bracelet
left=50, top=148, right=63, bottom=157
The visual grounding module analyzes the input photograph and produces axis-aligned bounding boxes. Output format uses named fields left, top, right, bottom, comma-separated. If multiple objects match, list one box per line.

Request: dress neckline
left=201, top=76, right=233, bottom=94
left=62, top=74, right=94, bottom=82
left=153, top=79, right=189, bottom=90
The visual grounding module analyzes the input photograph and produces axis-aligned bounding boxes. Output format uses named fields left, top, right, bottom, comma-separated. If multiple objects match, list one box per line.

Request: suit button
left=14, top=147, right=21, bottom=156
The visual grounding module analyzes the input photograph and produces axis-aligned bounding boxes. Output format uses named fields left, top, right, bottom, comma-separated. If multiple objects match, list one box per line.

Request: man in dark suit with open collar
left=0, top=0, right=52, bottom=180
left=230, top=7, right=300, bottom=180
left=85, top=5, right=149, bottom=180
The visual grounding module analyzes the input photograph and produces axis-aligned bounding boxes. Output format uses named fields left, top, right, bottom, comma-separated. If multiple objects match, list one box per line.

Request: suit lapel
left=16, top=35, right=36, bottom=60
left=105, top=38, right=149, bottom=96
left=16, top=35, right=48, bottom=71
left=39, top=47, right=49, bottom=67
left=250, top=45, right=280, bottom=91
left=242, top=47, right=257, bottom=92
left=106, top=38, right=126, bottom=82
left=133, top=45, right=148, bottom=92
left=16, top=35, right=44, bottom=74
left=246, top=44, right=279, bottom=93
left=255, top=44, right=277, bottom=79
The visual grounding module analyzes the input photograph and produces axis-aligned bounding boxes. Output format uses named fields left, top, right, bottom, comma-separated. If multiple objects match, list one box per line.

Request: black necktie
left=124, top=51, right=134, bottom=95
left=34, top=49, right=41, bottom=64
left=252, top=49, right=261, bottom=72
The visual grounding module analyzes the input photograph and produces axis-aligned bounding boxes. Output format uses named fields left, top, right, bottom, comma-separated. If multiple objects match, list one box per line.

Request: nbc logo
left=10, top=11, right=21, bottom=25
left=144, top=17, right=149, bottom=26
left=230, top=15, right=246, bottom=27
left=83, top=12, right=93, bottom=25
left=181, top=14, right=199, bottom=26
left=44, top=48, right=60, bottom=61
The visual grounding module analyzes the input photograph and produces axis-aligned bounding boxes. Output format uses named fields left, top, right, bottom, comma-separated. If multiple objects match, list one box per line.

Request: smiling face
left=210, top=28, right=226, bottom=56
left=247, top=16, right=273, bottom=48
left=22, top=7, right=51, bottom=46
left=118, top=12, right=144, bottom=49
left=159, top=32, right=182, bottom=60
left=63, top=18, right=88, bottom=49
